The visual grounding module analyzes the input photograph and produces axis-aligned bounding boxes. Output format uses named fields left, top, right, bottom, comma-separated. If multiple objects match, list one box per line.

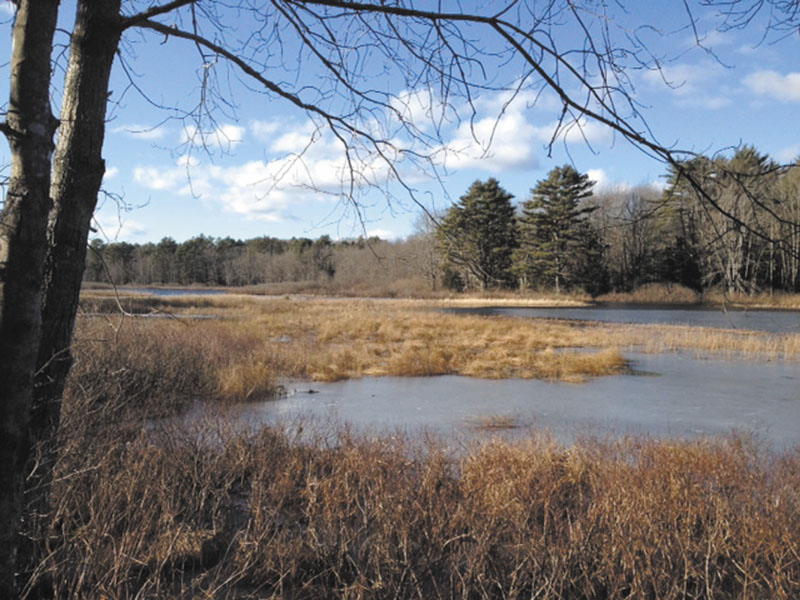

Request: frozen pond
left=193, top=352, right=800, bottom=451
left=445, top=305, right=800, bottom=334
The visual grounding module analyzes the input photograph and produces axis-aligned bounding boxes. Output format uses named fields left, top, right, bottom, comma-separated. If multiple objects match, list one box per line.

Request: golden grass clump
left=272, top=300, right=630, bottom=382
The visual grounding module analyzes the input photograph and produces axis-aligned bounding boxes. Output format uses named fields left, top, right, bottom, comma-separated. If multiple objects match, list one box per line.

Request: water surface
left=210, top=352, right=800, bottom=450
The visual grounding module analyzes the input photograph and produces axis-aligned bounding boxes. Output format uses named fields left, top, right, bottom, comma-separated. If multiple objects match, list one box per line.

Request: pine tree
left=570, top=219, right=610, bottom=296
left=436, top=178, right=518, bottom=290
left=515, top=165, right=597, bottom=292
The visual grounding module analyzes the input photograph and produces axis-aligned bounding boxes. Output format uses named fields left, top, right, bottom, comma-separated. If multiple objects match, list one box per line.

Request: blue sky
left=1, top=1, right=799, bottom=243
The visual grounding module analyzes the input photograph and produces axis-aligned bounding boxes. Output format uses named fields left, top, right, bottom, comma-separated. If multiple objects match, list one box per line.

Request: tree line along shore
left=88, top=147, right=800, bottom=301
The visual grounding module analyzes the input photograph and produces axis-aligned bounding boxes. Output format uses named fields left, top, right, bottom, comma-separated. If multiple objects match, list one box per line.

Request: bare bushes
left=30, top=417, right=800, bottom=599
left=67, top=316, right=282, bottom=416
left=596, top=283, right=702, bottom=305
left=67, top=319, right=214, bottom=417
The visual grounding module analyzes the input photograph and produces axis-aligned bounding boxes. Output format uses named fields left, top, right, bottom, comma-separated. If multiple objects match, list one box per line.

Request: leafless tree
left=1, top=1, right=797, bottom=595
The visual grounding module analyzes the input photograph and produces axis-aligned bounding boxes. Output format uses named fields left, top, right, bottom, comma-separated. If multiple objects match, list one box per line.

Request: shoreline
left=81, top=282, right=800, bottom=311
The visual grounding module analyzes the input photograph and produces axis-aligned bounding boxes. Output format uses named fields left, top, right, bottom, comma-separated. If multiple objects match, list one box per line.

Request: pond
left=189, top=352, right=800, bottom=451
left=445, top=304, right=800, bottom=334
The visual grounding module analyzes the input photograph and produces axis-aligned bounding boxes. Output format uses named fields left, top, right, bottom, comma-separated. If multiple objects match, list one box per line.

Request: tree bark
left=21, top=0, right=122, bottom=582
left=0, top=1, right=61, bottom=595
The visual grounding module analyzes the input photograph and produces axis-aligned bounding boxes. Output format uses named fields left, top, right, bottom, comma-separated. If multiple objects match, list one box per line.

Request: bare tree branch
left=120, top=0, right=198, bottom=30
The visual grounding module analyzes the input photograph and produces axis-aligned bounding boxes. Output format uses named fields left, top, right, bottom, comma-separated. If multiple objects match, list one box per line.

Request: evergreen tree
left=175, top=235, right=218, bottom=284
left=436, top=178, right=518, bottom=289
left=515, top=165, right=597, bottom=292
left=570, top=220, right=610, bottom=296
left=154, top=237, right=178, bottom=283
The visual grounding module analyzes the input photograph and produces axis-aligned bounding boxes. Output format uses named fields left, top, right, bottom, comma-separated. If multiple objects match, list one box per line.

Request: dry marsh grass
left=26, top=409, right=800, bottom=599
left=598, top=283, right=800, bottom=311
left=596, top=282, right=702, bottom=305
left=251, top=299, right=627, bottom=382
left=588, top=321, right=800, bottom=359
left=72, top=295, right=799, bottom=416
left=68, top=316, right=286, bottom=415
left=704, top=289, right=800, bottom=310
left=75, top=296, right=629, bottom=394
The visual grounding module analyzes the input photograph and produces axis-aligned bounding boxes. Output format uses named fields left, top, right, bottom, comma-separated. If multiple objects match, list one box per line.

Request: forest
left=87, top=146, right=800, bottom=297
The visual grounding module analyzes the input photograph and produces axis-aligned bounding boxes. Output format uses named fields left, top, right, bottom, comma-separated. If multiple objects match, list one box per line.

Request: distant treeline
left=87, top=146, right=800, bottom=296
left=85, top=233, right=441, bottom=294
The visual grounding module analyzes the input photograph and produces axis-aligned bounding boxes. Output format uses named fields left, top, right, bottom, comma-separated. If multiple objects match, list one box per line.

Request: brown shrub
left=28, top=410, right=800, bottom=599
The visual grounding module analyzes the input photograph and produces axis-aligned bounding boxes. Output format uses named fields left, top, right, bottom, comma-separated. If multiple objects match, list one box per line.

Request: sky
left=1, top=1, right=799, bottom=244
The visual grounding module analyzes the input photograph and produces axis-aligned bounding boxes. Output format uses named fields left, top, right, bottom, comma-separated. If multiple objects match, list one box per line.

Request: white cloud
left=441, top=108, right=541, bottom=172
left=133, top=163, right=187, bottom=191
left=218, top=124, right=245, bottom=147
left=735, top=44, right=759, bottom=56
left=437, top=87, right=617, bottom=174
left=695, top=95, right=732, bottom=110
left=0, top=2, right=15, bottom=17
left=366, top=228, right=398, bottom=240
left=777, top=145, right=800, bottom=163
left=181, top=123, right=246, bottom=151
left=642, top=62, right=731, bottom=109
left=251, top=119, right=282, bottom=141
left=389, top=89, right=443, bottom=132
left=112, top=123, right=168, bottom=140
left=694, top=29, right=732, bottom=48
left=177, top=154, right=200, bottom=167
left=270, top=125, right=318, bottom=154
left=744, top=70, right=800, bottom=102
left=94, top=216, right=147, bottom=240
left=103, top=166, right=119, bottom=181
left=130, top=91, right=618, bottom=221
left=587, top=168, right=642, bottom=193
left=587, top=168, right=633, bottom=193
left=210, top=160, right=293, bottom=221
left=587, top=168, right=610, bottom=191
left=539, top=119, right=614, bottom=147
left=131, top=127, right=366, bottom=221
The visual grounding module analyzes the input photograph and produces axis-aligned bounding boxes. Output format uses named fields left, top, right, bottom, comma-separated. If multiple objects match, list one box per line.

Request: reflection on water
left=194, top=352, right=800, bottom=451
left=445, top=305, right=800, bottom=333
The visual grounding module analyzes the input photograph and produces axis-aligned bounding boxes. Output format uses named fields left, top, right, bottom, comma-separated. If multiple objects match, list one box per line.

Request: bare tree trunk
left=0, top=1, right=61, bottom=595
left=22, top=0, right=122, bottom=580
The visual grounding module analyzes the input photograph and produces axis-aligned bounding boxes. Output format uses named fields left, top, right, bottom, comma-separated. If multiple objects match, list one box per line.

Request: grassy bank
left=597, top=282, right=800, bottom=310
left=33, top=293, right=798, bottom=597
